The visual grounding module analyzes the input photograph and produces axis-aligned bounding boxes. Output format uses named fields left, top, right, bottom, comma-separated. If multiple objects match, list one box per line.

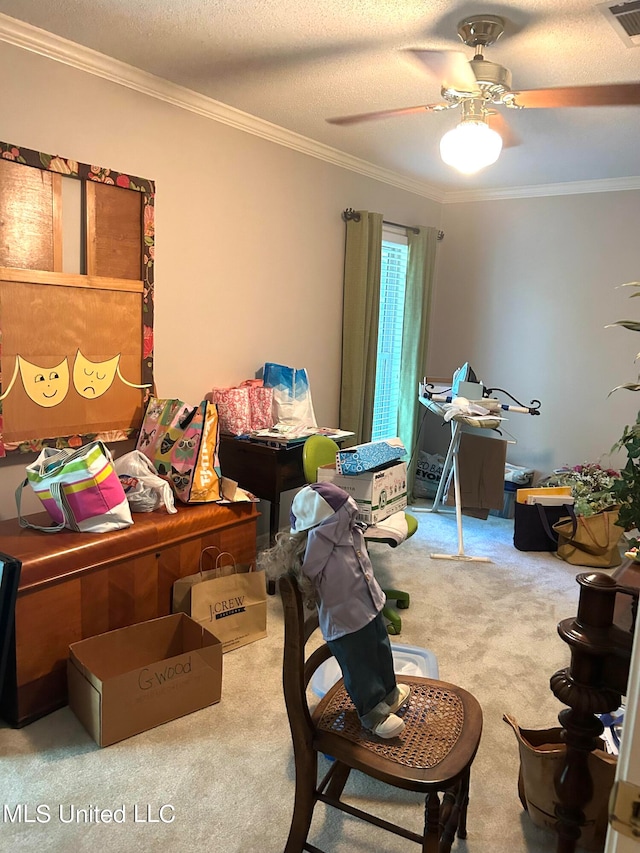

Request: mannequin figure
left=262, top=481, right=410, bottom=738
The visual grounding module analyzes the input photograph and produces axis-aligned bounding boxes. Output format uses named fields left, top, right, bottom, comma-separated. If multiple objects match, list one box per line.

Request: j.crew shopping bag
left=172, top=551, right=267, bottom=653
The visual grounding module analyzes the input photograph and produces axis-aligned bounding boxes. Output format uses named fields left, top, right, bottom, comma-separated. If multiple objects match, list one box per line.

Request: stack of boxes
left=316, top=438, right=407, bottom=525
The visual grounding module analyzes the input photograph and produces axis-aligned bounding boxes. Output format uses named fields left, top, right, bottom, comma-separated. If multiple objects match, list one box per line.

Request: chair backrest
left=279, top=573, right=332, bottom=749
left=302, top=434, right=340, bottom=483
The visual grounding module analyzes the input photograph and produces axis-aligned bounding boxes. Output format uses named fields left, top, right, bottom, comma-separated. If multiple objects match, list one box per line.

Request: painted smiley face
left=17, top=356, right=70, bottom=407
left=72, top=350, right=120, bottom=399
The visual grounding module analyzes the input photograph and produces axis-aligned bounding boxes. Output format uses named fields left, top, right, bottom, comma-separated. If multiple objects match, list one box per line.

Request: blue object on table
left=336, top=439, right=406, bottom=475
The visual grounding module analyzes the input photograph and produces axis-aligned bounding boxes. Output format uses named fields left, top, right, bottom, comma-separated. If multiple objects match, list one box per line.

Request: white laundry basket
left=310, top=644, right=439, bottom=700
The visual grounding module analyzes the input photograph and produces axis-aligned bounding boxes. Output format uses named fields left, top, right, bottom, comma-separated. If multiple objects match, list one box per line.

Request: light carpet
left=0, top=504, right=611, bottom=852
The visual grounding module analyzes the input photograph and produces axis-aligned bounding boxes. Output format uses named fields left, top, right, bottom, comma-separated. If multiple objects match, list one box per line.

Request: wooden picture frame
left=0, top=142, right=155, bottom=455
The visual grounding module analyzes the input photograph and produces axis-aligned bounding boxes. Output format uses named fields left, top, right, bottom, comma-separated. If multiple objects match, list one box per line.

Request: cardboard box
left=317, top=461, right=408, bottom=524
left=336, top=438, right=406, bottom=475
left=67, top=613, right=222, bottom=747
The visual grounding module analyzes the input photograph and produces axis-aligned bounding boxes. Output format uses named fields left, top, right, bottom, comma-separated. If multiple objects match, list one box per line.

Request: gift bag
left=136, top=396, right=222, bottom=504
left=16, top=440, right=133, bottom=533
left=553, top=508, right=622, bottom=568
left=263, top=362, right=317, bottom=428
left=172, top=548, right=267, bottom=653
left=241, top=379, right=274, bottom=431
left=503, top=714, right=616, bottom=852
left=208, top=379, right=274, bottom=435
left=210, top=386, right=251, bottom=435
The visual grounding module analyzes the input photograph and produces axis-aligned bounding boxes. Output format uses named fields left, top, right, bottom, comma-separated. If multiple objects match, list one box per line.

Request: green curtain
left=339, top=211, right=383, bottom=444
left=398, top=226, right=439, bottom=501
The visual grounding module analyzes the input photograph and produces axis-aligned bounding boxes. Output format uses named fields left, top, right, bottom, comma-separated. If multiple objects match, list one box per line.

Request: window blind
left=372, top=237, right=408, bottom=441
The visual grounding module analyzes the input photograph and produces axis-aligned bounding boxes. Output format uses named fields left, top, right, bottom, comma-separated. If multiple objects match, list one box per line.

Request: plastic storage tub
left=310, top=643, right=439, bottom=700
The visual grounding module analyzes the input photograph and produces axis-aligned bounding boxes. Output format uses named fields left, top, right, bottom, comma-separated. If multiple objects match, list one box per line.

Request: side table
left=219, top=436, right=307, bottom=544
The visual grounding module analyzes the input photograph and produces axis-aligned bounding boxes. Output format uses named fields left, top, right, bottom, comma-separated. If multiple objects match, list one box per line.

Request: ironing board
left=418, top=380, right=540, bottom=562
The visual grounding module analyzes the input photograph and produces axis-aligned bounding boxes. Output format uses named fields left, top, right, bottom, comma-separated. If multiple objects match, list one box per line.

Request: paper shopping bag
left=503, top=714, right=616, bottom=852
left=172, top=550, right=267, bottom=653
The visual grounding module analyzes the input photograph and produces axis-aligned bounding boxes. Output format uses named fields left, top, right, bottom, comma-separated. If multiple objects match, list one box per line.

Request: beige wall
left=0, top=41, right=441, bottom=521
left=1, top=39, right=639, bottom=523
left=428, top=191, right=640, bottom=476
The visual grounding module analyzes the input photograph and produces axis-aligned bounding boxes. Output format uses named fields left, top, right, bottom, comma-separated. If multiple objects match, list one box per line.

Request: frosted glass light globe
left=440, top=120, right=503, bottom=174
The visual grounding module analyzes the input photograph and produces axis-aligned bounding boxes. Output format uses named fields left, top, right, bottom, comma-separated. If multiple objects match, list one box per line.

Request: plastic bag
left=114, top=450, right=177, bottom=514
left=263, top=362, right=317, bottom=429
left=414, top=450, right=445, bottom=498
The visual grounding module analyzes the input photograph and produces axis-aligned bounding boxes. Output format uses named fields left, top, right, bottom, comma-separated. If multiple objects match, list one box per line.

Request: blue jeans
left=327, top=612, right=398, bottom=730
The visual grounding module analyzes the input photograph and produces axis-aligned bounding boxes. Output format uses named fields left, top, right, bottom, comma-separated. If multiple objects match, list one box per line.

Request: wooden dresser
left=0, top=502, right=259, bottom=727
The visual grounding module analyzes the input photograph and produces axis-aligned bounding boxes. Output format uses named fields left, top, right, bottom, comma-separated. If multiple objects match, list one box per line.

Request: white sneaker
left=371, top=713, right=405, bottom=739
left=388, top=684, right=411, bottom=714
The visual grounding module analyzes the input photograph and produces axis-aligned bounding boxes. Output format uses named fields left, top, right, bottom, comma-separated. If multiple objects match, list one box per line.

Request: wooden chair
left=302, top=434, right=417, bottom=634
left=279, top=572, right=483, bottom=853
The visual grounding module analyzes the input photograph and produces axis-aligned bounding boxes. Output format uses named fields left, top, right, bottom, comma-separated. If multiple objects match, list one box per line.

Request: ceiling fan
left=327, top=14, right=640, bottom=173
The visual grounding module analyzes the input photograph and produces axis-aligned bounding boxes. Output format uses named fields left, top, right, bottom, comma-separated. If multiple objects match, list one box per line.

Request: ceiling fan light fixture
left=439, top=119, right=503, bottom=174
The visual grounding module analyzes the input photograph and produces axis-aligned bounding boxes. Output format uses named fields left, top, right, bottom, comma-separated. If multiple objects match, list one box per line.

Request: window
left=371, top=230, right=408, bottom=441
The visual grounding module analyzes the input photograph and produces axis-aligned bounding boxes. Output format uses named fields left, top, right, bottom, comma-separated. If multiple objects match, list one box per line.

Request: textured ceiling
left=1, top=0, right=639, bottom=194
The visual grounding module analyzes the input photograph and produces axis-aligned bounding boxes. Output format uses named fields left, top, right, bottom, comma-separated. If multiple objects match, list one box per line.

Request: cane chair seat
left=280, top=572, right=483, bottom=852
left=314, top=677, right=468, bottom=774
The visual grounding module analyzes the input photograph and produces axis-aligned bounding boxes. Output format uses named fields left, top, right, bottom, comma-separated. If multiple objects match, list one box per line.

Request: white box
left=316, top=461, right=407, bottom=525
left=526, top=494, right=575, bottom=506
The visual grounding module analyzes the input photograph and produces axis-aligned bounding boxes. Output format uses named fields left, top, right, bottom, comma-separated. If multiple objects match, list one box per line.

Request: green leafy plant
left=611, top=420, right=640, bottom=543
left=607, top=281, right=640, bottom=548
left=541, top=463, right=620, bottom=517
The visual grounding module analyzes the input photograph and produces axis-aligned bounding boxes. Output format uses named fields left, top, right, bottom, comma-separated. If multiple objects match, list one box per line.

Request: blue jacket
left=301, top=496, right=385, bottom=641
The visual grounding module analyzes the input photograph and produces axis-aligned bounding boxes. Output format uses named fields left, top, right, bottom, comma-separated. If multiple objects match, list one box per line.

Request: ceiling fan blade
left=515, top=82, right=640, bottom=108
left=487, top=112, right=520, bottom=149
left=327, top=102, right=448, bottom=126
left=404, top=49, right=480, bottom=94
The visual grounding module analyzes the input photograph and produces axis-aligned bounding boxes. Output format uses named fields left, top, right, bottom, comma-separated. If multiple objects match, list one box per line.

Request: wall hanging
left=0, top=141, right=154, bottom=454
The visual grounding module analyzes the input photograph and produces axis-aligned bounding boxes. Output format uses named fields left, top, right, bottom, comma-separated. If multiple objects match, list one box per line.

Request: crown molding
left=442, top=175, right=640, bottom=203
left=0, top=14, right=446, bottom=203
left=0, top=13, right=638, bottom=206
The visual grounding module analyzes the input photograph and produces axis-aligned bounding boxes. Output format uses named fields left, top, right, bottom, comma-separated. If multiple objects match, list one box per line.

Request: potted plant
left=607, top=281, right=640, bottom=556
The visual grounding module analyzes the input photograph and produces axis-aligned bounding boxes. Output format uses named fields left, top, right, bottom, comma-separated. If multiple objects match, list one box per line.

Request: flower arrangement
left=540, top=462, right=620, bottom=517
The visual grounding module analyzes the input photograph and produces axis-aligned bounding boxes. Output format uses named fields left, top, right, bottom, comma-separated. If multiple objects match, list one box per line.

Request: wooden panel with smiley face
left=0, top=279, right=146, bottom=442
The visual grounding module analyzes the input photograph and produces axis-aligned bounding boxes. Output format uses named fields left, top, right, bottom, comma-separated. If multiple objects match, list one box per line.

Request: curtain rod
left=342, top=208, right=444, bottom=241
